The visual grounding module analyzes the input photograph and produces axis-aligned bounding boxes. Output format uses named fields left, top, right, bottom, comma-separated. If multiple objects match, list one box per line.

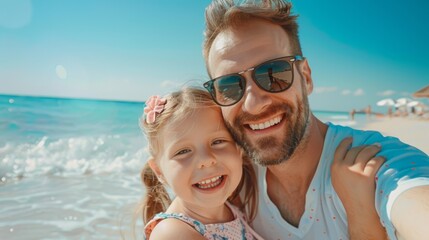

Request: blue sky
left=1, top=0, right=428, bottom=112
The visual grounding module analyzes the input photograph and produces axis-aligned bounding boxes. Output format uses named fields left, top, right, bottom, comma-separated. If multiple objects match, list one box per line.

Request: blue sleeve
left=355, top=131, right=429, bottom=240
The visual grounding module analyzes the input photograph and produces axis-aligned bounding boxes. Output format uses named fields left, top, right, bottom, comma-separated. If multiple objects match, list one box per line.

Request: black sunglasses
left=204, top=55, right=303, bottom=106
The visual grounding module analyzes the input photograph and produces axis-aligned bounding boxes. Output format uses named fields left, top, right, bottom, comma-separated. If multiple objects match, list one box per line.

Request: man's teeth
left=249, top=116, right=282, bottom=130
left=196, top=176, right=223, bottom=189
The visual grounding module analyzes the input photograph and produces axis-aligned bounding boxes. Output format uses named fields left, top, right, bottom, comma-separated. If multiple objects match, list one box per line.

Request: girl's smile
left=193, top=175, right=227, bottom=191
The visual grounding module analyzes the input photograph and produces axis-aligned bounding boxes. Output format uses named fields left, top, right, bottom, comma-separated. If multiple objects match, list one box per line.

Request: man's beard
left=225, top=93, right=310, bottom=166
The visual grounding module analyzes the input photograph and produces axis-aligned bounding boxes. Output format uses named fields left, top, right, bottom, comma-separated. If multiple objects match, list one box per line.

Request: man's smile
left=248, top=116, right=282, bottom=130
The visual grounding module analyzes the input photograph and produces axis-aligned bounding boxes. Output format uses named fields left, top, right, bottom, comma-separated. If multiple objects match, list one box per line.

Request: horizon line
left=1, top=93, right=365, bottom=114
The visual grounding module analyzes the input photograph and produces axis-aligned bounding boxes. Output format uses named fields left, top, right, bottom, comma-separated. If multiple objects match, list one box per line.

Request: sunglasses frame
left=204, top=55, right=303, bottom=106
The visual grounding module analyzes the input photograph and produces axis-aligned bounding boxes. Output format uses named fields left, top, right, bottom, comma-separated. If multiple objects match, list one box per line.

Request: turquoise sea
left=0, top=94, right=368, bottom=239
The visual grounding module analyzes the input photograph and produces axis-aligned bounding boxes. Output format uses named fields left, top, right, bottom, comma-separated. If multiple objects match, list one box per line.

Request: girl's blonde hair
left=139, top=87, right=258, bottom=225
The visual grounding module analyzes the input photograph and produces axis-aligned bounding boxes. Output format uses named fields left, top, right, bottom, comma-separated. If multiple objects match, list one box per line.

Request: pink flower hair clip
left=144, top=95, right=167, bottom=124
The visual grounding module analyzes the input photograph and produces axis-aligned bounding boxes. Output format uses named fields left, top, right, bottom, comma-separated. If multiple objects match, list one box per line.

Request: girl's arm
left=148, top=218, right=206, bottom=240
left=331, top=137, right=388, bottom=240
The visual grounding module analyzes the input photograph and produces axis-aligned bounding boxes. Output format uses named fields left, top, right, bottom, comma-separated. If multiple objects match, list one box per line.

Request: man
left=202, top=0, right=429, bottom=239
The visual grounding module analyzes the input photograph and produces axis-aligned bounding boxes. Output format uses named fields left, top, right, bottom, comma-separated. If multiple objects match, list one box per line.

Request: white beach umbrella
left=396, top=97, right=412, bottom=104
left=407, top=101, right=421, bottom=107
left=377, top=98, right=395, bottom=106
left=395, top=97, right=412, bottom=107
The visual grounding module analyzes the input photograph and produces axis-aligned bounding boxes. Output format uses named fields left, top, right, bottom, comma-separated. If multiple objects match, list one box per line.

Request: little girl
left=139, top=87, right=387, bottom=239
left=140, top=88, right=261, bottom=239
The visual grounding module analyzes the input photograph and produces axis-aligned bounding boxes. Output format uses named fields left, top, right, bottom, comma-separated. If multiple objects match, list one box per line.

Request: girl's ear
left=236, top=144, right=245, bottom=158
left=148, top=157, right=161, bottom=175
left=148, top=158, right=165, bottom=183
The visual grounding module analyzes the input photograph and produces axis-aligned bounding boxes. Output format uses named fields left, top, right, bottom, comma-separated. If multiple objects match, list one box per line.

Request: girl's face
left=150, top=107, right=243, bottom=210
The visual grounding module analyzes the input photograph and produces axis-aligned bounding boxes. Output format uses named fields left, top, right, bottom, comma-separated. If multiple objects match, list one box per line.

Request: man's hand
left=331, top=137, right=387, bottom=240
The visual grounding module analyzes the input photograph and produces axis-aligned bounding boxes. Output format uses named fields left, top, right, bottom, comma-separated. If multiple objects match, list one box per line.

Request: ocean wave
left=0, top=135, right=148, bottom=183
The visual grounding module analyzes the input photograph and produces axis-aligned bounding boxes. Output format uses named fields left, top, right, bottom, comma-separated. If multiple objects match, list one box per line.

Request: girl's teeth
left=198, top=175, right=221, bottom=185
left=196, top=176, right=223, bottom=189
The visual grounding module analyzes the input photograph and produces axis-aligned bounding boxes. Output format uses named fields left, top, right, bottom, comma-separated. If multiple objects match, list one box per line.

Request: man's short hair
left=203, top=0, right=302, bottom=66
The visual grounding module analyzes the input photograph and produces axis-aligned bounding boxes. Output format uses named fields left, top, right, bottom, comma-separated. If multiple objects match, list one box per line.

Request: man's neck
left=266, top=115, right=328, bottom=227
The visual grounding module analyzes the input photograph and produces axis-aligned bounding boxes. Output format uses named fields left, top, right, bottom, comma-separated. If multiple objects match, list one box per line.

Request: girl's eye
left=175, top=149, right=191, bottom=156
left=212, top=139, right=227, bottom=145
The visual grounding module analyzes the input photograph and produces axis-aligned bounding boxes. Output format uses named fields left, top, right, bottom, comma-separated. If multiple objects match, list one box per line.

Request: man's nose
left=241, top=73, right=272, bottom=115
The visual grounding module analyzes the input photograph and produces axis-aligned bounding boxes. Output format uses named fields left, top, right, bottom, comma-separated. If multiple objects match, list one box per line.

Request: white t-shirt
left=251, top=122, right=429, bottom=240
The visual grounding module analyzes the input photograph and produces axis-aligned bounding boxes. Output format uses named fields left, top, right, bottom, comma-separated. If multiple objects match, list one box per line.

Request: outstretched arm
left=391, top=185, right=429, bottom=240
left=331, top=137, right=387, bottom=240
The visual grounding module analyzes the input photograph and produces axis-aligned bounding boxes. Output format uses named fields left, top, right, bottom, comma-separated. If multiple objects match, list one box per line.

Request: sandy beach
left=359, top=116, right=429, bottom=155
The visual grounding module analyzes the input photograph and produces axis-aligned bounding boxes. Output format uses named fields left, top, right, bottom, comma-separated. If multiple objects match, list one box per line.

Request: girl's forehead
left=162, top=107, right=226, bottom=139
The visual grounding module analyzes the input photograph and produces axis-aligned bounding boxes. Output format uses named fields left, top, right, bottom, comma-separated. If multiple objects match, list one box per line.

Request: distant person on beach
left=411, top=106, right=416, bottom=115
left=388, top=106, right=393, bottom=118
left=138, top=88, right=386, bottom=239
left=202, top=0, right=429, bottom=239
left=350, top=108, right=356, bottom=121
left=365, top=105, right=372, bottom=119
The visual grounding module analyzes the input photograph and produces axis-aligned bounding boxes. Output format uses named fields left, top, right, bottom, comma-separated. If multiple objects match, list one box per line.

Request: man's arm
left=391, top=185, right=429, bottom=240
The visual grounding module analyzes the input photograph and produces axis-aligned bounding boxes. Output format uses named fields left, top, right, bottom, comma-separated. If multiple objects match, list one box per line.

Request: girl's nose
left=198, top=152, right=217, bottom=169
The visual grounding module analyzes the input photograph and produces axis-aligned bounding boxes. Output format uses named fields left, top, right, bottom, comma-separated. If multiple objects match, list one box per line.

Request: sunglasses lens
left=205, top=57, right=299, bottom=106
left=254, top=60, right=293, bottom=92
left=211, top=75, right=244, bottom=106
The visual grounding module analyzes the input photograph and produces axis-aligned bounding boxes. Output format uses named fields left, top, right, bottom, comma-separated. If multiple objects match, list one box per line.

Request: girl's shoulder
left=144, top=212, right=206, bottom=240
left=144, top=203, right=258, bottom=240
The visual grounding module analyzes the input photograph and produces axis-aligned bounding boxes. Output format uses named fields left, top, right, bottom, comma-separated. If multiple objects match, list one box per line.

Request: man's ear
left=299, top=58, right=313, bottom=95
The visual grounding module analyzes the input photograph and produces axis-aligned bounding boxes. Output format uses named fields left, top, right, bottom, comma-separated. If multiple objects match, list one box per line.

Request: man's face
left=207, top=19, right=313, bottom=166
